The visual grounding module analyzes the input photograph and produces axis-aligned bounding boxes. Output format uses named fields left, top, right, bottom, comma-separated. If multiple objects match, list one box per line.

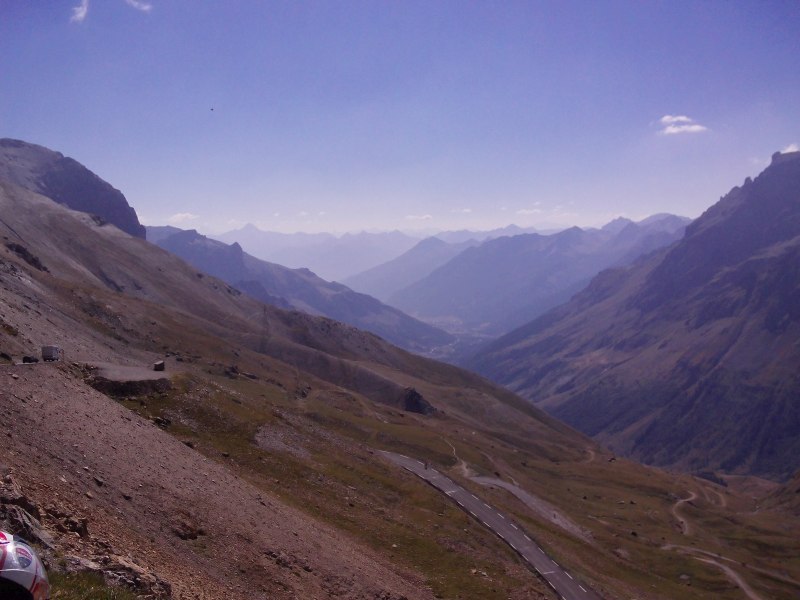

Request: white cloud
left=657, top=114, right=708, bottom=135
left=782, top=143, right=799, bottom=153
left=124, top=0, right=153, bottom=11
left=661, top=123, right=709, bottom=135
left=70, top=0, right=152, bottom=22
left=659, top=115, right=693, bottom=125
left=70, top=0, right=90, bottom=22
left=297, top=211, right=309, bottom=217
left=516, top=208, right=542, bottom=215
left=167, top=212, right=199, bottom=224
left=405, top=214, right=433, bottom=221
left=451, top=208, right=472, bottom=214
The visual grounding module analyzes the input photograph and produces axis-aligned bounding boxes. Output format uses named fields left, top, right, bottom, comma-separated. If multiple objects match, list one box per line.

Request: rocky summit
left=0, top=138, right=145, bottom=238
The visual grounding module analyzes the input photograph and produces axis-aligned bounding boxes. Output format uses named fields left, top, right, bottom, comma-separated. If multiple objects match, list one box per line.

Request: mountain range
left=390, top=214, right=690, bottom=336
left=214, top=224, right=547, bottom=284
left=432, top=224, right=541, bottom=244
left=342, top=236, right=480, bottom=302
left=468, top=150, right=800, bottom=481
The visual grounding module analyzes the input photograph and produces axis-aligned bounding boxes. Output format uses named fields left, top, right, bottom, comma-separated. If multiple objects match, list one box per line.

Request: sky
left=1, top=1, right=799, bottom=234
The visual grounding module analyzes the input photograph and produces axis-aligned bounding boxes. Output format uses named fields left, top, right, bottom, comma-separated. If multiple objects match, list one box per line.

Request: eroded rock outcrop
left=1, top=469, right=171, bottom=599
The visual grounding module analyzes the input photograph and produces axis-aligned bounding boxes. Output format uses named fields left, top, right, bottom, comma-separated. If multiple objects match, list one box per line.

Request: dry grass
left=48, top=572, right=139, bottom=600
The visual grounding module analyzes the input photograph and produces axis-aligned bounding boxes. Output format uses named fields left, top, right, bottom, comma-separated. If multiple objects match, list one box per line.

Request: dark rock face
left=5, top=243, right=49, bottom=272
left=0, top=139, right=145, bottom=239
left=401, top=388, right=435, bottom=415
left=37, top=156, right=145, bottom=238
left=87, top=376, right=172, bottom=397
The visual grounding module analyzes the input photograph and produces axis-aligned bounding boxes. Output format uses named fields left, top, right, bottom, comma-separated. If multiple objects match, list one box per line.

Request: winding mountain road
left=380, top=451, right=602, bottom=600
left=671, top=491, right=697, bottom=535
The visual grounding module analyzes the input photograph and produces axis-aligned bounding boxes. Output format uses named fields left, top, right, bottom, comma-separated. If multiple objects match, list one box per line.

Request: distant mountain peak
left=602, top=217, right=634, bottom=233
left=772, top=148, right=800, bottom=165
left=415, top=236, right=448, bottom=249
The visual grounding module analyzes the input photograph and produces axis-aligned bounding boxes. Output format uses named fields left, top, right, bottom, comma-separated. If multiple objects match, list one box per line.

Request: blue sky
left=1, top=1, right=799, bottom=234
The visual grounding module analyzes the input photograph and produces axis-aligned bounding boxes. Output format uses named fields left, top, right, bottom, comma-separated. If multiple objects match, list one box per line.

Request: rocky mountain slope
left=1, top=144, right=799, bottom=600
left=0, top=138, right=145, bottom=238
left=342, top=236, right=479, bottom=302
left=391, top=215, right=689, bottom=336
left=468, top=151, right=800, bottom=482
left=148, top=226, right=455, bottom=355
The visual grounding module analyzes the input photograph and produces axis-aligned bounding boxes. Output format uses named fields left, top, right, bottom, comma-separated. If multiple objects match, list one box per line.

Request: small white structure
left=41, top=345, right=63, bottom=362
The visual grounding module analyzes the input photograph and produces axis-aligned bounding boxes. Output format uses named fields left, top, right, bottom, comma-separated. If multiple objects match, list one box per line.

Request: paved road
left=380, top=451, right=603, bottom=600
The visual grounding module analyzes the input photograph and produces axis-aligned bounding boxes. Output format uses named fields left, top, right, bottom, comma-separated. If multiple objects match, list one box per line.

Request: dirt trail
left=664, top=544, right=766, bottom=599
left=444, top=440, right=477, bottom=478
left=671, top=491, right=697, bottom=535
left=696, top=557, right=764, bottom=600
left=663, top=544, right=800, bottom=589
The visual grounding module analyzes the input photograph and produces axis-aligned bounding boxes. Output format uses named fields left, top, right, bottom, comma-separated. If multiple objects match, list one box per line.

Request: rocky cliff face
left=0, top=138, right=145, bottom=238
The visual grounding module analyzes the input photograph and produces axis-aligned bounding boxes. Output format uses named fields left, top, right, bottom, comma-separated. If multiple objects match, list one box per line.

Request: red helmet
left=0, top=530, right=50, bottom=600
